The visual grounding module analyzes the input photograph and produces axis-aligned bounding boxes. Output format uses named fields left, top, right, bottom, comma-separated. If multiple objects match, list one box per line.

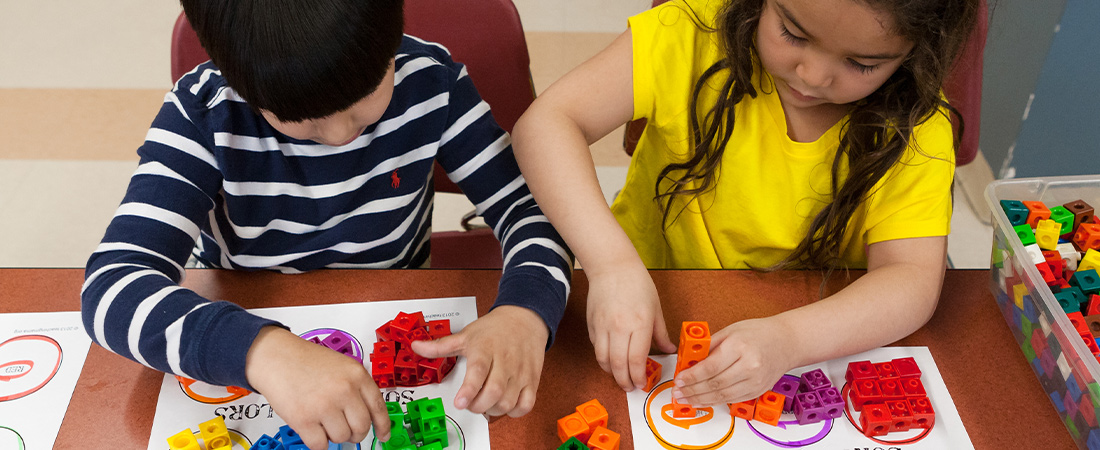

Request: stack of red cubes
left=846, top=357, right=936, bottom=437
left=369, top=311, right=456, bottom=388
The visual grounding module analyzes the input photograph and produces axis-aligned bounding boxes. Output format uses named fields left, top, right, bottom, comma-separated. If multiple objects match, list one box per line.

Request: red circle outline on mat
left=841, top=382, right=932, bottom=445
left=0, top=335, right=63, bottom=402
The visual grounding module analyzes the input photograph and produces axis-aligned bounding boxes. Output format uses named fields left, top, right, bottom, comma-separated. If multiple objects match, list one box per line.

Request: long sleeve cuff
left=490, top=268, right=569, bottom=350
left=194, top=302, right=288, bottom=391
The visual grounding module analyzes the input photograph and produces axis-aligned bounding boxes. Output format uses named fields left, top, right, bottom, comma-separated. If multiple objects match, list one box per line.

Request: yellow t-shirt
left=612, top=0, right=955, bottom=269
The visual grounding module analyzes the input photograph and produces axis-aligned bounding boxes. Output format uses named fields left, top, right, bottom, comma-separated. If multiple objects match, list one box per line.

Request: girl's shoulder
left=903, top=99, right=957, bottom=166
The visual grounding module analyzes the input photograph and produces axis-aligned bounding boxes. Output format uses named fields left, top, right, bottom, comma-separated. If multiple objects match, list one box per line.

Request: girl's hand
left=671, top=317, right=799, bottom=406
left=245, top=327, right=391, bottom=450
left=587, top=266, right=677, bottom=391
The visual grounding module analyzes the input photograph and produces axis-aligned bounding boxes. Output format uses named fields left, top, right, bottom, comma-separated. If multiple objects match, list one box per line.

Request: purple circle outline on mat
left=299, top=329, right=364, bottom=361
left=746, top=418, right=833, bottom=448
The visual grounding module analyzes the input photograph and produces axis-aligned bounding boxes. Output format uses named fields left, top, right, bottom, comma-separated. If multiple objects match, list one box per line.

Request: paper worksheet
left=147, top=296, right=488, bottom=450
left=628, top=346, right=974, bottom=449
left=0, top=311, right=93, bottom=450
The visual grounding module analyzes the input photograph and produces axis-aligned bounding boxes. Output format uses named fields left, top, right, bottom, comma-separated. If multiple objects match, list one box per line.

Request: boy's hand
left=587, top=266, right=677, bottom=392
left=245, top=326, right=391, bottom=450
left=671, top=317, right=798, bottom=406
left=410, top=305, right=546, bottom=417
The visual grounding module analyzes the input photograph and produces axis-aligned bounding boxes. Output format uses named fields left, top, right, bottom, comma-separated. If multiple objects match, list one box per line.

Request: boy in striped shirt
left=80, top=0, right=572, bottom=448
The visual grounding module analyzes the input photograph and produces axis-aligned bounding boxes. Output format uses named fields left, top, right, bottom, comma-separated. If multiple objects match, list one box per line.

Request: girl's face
left=756, top=0, right=913, bottom=112
left=262, top=59, right=395, bottom=147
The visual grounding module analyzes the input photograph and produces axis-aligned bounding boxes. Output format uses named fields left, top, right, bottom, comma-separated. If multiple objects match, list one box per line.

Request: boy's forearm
left=773, top=261, right=945, bottom=368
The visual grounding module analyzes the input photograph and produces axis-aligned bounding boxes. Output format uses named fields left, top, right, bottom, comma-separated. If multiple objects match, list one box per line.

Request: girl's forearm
left=512, top=105, right=645, bottom=276
left=772, top=261, right=945, bottom=368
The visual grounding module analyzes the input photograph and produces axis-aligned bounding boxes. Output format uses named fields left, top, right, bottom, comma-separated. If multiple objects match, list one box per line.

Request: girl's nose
left=795, top=55, right=832, bottom=89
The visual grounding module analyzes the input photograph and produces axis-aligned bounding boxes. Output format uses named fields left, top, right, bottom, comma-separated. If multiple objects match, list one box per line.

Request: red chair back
left=625, top=0, right=987, bottom=166
left=170, top=13, right=208, bottom=83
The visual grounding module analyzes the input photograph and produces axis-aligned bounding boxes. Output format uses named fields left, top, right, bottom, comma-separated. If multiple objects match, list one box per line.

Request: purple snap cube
left=815, top=387, right=844, bottom=419
left=794, top=391, right=828, bottom=425
left=772, top=374, right=801, bottom=411
left=799, top=368, right=832, bottom=393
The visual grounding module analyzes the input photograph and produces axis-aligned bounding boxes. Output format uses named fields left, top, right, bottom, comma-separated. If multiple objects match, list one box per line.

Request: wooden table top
left=0, top=268, right=1071, bottom=448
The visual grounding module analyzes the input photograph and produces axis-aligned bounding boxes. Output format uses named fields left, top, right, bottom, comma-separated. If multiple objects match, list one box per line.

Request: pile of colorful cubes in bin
left=999, top=199, right=1100, bottom=359
left=729, top=369, right=843, bottom=426
left=845, top=358, right=936, bottom=437
left=382, top=397, right=451, bottom=450
left=556, top=399, right=621, bottom=450
left=368, top=311, right=457, bottom=387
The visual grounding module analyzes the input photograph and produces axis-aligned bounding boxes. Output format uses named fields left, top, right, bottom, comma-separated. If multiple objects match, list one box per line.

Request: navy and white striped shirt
left=81, top=36, right=573, bottom=389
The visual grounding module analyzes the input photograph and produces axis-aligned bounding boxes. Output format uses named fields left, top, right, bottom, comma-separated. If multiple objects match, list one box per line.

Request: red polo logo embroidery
left=391, top=169, right=400, bottom=188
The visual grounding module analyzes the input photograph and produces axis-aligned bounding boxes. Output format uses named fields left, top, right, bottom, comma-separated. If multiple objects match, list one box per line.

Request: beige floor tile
left=513, top=0, right=649, bottom=33
left=0, top=88, right=163, bottom=160
left=948, top=181, right=995, bottom=269
left=527, top=31, right=632, bottom=167
left=432, top=193, right=478, bottom=232
left=0, top=160, right=135, bottom=268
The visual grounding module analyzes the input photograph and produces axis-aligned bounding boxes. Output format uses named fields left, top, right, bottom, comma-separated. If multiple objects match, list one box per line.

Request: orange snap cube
left=753, top=390, right=784, bottom=426
left=675, top=322, right=711, bottom=376
left=671, top=397, right=697, bottom=418
left=587, top=426, right=621, bottom=450
left=729, top=398, right=756, bottom=420
left=576, top=398, right=609, bottom=431
left=557, top=412, right=591, bottom=443
left=643, top=357, right=663, bottom=391
left=1023, top=200, right=1052, bottom=227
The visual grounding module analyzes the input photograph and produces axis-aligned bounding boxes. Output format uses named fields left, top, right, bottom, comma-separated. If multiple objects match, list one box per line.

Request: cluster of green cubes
left=383, top=397, right=449, bottom=449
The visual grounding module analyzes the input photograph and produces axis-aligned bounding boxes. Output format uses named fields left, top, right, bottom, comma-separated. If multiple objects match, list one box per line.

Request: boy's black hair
left=180, top=0, right=405, bottom=122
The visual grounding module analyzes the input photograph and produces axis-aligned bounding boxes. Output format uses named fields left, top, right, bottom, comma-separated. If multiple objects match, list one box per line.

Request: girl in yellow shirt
left=512, top=0, right=978, bottom=406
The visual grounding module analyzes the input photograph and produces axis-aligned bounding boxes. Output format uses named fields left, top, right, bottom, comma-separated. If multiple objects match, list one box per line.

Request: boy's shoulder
left=396, top=34, right=463, bottom=75
left=170, top=62, right=234, bottom=110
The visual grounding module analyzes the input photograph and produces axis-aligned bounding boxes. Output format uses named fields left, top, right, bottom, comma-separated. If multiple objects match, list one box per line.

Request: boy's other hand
left=671, top=317, right=797, bottom=407
left=410, top=305, right=546, bottom=417
left=245, top=326, right=391, bottom=450
left=588, top=266, right=677, bottom=392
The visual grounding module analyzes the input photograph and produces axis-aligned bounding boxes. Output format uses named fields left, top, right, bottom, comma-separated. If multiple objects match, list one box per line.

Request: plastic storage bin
left=986, top=175, right=1100, bottom=449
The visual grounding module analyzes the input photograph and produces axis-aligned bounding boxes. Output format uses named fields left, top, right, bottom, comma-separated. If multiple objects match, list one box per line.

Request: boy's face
left=262, top=59, right=396, bottom=147
left=756, top=0, right=913, bottom=112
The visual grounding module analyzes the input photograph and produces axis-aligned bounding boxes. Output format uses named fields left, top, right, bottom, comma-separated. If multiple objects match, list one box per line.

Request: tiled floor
left=0, top=0, right=993, bottom=269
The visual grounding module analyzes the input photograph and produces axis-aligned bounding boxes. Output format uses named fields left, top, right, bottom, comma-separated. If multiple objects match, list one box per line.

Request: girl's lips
left=787, top=84, right=820, bottom=102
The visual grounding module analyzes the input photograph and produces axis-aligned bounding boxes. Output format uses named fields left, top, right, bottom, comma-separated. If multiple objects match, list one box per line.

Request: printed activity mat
left=147, top=296, right=489, bottom=449
left=0, top=311, right=93, bottom=450
left=627, top=346, right=974, bottom=449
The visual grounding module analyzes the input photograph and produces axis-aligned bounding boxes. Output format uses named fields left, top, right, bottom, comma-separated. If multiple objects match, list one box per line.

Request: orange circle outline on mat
left=644, top=380, right=735, bottom=450
left=175, top=375, right=251, bottom=404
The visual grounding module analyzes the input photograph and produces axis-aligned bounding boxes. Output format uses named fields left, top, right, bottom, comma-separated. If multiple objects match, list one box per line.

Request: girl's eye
left=779, top=24, right=806, bottom=45
left=847, top=59, right=879, bottom=74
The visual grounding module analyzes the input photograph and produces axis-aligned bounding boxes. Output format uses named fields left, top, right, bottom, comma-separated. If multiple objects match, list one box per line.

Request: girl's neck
left=781, top=100, right=849, bottom=143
